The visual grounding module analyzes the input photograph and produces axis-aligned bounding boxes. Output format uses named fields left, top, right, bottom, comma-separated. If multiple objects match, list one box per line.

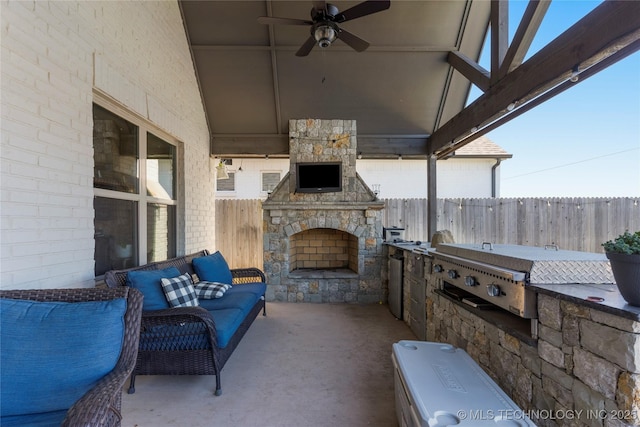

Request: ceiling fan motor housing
left=311, top=3, right=339, bottom=21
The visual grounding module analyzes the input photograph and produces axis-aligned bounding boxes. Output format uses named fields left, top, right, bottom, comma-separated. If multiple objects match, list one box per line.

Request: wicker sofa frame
left=0, top=287, right=143, bottom=427
left=103, top=250, right=266, bottom=396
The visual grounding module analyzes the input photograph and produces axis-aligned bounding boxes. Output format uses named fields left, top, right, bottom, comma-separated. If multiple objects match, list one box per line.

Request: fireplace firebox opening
left=289, top=228, right=358, bottom=273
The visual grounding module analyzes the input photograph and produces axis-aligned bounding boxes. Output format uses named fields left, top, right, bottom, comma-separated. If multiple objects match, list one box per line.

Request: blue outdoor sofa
left=104, top=250, right=266, bottom=396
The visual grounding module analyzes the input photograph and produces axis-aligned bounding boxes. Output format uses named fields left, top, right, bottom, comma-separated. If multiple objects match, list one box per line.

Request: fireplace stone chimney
left=262, top=119, right=385, bottom=303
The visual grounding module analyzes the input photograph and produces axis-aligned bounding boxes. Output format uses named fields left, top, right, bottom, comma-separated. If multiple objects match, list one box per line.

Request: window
left=262, top=172, right=281, bottom=193
left=217, top=172, right=235, bottom=191
left=93, top=101, right=178, bottom=276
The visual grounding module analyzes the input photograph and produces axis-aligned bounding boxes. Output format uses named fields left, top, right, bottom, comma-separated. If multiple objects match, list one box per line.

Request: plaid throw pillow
left=160, top=273, right=200, bottom=308
left=194, top=281, right=231, bottom=299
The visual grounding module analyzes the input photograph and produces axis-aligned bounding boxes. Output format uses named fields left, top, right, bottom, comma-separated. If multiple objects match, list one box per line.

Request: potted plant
left=115, top=241, right=132, bottom=259
left=602, top=231, right=640, bottom=306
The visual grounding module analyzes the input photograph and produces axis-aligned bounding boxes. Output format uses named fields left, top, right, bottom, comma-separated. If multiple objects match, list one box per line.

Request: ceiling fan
left=258, top=0, right=391, bottom=57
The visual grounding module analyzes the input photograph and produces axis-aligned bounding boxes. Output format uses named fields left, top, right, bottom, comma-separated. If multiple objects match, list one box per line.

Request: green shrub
left=602, top=231, right=640, bottom=255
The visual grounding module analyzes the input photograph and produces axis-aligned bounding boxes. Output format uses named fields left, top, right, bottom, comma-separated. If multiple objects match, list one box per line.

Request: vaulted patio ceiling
left=179, top=1, right=640, bottom=159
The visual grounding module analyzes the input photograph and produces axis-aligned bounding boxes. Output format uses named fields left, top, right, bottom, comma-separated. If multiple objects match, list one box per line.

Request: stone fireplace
left=262, top=119, right=385, bottom=303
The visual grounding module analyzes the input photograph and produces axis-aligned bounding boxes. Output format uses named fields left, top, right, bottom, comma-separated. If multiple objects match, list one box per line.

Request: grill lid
left=433, top=243, right=614, bottom=285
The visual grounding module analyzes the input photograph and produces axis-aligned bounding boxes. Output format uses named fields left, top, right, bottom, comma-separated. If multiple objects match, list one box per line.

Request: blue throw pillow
left=192, top=251, right=233, bottom=285
left=126, top=267, right=180, bottom=310
left=0, top=298, right=126, bottom=417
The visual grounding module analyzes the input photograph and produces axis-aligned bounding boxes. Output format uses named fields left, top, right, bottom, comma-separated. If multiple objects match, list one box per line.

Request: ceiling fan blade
left=257, top=16, right=312, bottom=26
left=335, top=0, right=390, bottom=23
left=336, top=28, right=370, bottom=52
left=296, top=35, right=317, bottom=57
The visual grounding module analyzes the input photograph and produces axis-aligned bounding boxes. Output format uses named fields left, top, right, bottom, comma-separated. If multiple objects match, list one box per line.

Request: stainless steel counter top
left=384, top=241, right=435, bottom=255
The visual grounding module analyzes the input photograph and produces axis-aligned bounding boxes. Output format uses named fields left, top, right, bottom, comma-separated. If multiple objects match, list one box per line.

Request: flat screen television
left=295, top=162, right=342, bottom=193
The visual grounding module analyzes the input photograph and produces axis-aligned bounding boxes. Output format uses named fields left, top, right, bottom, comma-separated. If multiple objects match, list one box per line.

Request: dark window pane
left=147, top=133, right=176, bottom=199
left=94, top=197, right=138, bottom=276
left=147, top=203, right=176, bottom=262
left=93, top=105, right=139, bottom=193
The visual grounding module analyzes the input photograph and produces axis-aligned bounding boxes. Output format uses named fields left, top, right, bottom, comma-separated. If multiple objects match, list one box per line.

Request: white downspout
left=491, top=158, right=502, bottom=198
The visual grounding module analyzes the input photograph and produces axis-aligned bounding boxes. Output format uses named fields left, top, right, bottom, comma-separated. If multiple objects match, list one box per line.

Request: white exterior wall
left=436, top=158, right=502, bottom=198
left=1, top=1, right=212, bottom=289
left=217, top=159, right=290, bottom=199
left=217, top=158, right=503, bottom=199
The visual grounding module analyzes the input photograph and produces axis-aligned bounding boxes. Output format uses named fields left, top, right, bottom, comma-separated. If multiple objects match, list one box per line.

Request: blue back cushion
left=126, top=267, right=180, bottom=310
left=0, top=298, right=127, bottom=417
left=192, top=251, right=233, bottom=284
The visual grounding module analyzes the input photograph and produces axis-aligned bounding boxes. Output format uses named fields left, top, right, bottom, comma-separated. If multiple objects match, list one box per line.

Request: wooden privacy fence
left=215, top=199, right=264, bottom=269
left=384, top=198, right=639, bottom=253
left=215, top=197, right=639, bottom=268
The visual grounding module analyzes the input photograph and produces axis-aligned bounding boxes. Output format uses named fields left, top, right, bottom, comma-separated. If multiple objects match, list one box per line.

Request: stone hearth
left=262, top=119, right=385, bottom=303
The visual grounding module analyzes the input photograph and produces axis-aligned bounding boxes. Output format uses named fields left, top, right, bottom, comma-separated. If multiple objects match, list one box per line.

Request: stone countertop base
left=532, top=283, right=640, bottom=321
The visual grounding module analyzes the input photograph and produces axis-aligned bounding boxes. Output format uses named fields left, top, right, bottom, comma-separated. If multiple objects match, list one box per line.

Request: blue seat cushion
left=199, top=292, right=259, bottom=318
left=192, top=251, right=233, bottom=285
left=1, top=409, right=67, bottom=427
left=209, top=308, right=245, bottom=348
left=126, top=267, right=180, bottom=310
left=0, top=298, right=126, bottom=417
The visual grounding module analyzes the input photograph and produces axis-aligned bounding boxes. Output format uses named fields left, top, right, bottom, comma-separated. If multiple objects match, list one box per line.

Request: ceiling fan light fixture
left=314, top=25, right=337, bottom=48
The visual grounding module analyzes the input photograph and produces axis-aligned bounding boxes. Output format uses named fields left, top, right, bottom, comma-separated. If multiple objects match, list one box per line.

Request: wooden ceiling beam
left=447, top=51, right=490, bottom=92
left=212, top=135, right=430, bottom=158
left=437, top=38, right=640, bottom=160
left=212, top=135, right=289, bottom=157
left=428, top=0, right=640, bottom=155
left=448, top=1, right=549, bottom=92
left=490, top=0, right=509, bottom=85
left=499, top=0, right=550, bottom=78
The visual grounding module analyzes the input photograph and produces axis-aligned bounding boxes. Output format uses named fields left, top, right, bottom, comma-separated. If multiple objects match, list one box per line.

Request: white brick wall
left=1, top=1, right=213, bottom=289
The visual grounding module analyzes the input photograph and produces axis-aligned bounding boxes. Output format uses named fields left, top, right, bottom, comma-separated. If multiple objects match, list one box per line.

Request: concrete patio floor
left=120, top=302, right=416, bottom=427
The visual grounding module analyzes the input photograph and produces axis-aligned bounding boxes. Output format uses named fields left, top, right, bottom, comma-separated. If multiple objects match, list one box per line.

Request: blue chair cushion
left=192, top=251, right=233, bottom=285
left=126, top=267, right=180, bottom=310
left=209, top=308, right=245, bottom=348
left=0, top=298, right=126, bottom=417
left=1, top=409, right=67, bottom=426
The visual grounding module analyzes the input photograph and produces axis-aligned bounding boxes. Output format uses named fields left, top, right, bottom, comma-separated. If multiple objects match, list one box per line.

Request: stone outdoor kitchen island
left=262, top=119, right=385, bottom=303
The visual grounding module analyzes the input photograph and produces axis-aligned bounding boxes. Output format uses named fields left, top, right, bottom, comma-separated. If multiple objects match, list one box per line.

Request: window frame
left=93, top=92, right=184, bottom=271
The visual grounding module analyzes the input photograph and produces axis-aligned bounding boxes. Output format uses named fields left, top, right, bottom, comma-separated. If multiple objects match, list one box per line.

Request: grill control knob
left=487, top=284, right=501, bottom=297
left=464, top=276, right=477, bottom=287
left=447, top=270, right=458, bottom=279
left=433, top=264, right=443, bottom=273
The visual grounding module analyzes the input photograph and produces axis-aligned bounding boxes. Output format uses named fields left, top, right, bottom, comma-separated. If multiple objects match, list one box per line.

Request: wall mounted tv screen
left=295, top=162, right=342, bottom=193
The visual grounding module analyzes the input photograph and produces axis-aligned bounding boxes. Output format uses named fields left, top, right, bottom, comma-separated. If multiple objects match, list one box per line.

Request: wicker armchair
left=104, top=250, right=267, bottom=396
left=0, top=287, right=143, bottom=427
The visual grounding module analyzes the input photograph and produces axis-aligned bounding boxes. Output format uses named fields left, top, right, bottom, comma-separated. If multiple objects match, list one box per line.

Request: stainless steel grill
left=431, top=243, right=614, bottom=318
